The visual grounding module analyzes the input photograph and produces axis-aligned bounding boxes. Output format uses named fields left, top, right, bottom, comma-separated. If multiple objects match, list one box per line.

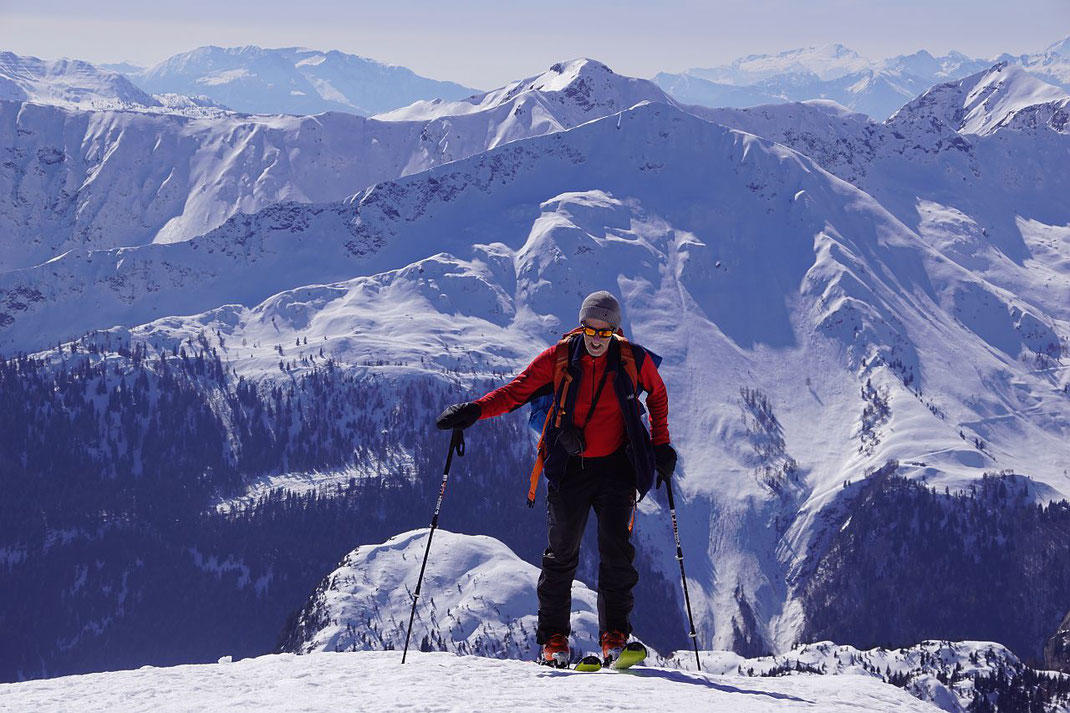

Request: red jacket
left=474, top=342, right=670, bottom=457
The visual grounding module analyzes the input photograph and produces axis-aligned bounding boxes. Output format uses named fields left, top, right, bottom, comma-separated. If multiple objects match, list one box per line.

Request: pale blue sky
left=1, top=0, right=1067, bottom=88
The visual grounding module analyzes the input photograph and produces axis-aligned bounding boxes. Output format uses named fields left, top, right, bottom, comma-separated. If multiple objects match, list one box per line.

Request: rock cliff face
left=1046, top=610, right=1070, bottom=672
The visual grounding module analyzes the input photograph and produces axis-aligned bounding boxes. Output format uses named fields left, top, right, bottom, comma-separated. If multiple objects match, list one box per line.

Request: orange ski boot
left=539, top=633, right=570, bottom=668
left=600, top=630, right=627, bottom=666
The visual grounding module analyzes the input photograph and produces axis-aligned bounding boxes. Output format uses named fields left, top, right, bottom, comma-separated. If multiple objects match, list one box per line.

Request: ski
left=573, top=655, right=602, bottom=672
left=609, top=641, right=647, bottom=670
left=570, top=642, right=647, bottom=672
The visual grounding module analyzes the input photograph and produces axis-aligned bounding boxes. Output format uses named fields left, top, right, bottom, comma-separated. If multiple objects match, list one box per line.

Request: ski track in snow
left=0, top=650, right=939, bottom=712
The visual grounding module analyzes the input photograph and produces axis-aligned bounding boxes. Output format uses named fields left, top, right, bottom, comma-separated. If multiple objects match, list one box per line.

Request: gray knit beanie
left=579, top=291, right=621, bottom=330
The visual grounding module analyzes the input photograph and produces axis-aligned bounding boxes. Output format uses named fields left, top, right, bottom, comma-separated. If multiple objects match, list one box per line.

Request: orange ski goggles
left=580, top=324, right=615, bottom=339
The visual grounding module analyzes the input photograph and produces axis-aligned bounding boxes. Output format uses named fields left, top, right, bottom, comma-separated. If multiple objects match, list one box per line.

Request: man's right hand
left=436, top=402, right=481, bottom=431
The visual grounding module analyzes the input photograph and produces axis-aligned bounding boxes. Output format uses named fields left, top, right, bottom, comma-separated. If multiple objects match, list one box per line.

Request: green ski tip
left=574, top=655, right=603, bottom=672
left=610, top=641, right=647, bottom=670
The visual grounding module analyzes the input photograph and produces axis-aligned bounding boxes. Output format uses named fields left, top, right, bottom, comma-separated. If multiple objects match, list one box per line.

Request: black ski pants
left=536, top=447, right=638, bottom=643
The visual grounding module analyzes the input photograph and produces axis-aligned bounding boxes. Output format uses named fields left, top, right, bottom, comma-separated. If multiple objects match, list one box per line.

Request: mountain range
left=1, top=38, right=1069, bottom=706
left=655, top=38, right=1070, bottom=119
left=0, top=58, right=670, bottom=273
left=6, top=37, right=1069, bottom=123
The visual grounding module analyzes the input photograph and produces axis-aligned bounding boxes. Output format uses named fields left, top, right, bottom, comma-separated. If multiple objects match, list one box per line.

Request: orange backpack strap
left=526, top=407, right=553, bottom=507
left=613, top=334, right=642, bottom=394
left=526, top=335, right=577, bottom=507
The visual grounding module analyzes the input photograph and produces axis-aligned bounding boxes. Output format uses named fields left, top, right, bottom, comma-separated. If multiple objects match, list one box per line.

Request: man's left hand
left=654, top=443, right=677, bottom=489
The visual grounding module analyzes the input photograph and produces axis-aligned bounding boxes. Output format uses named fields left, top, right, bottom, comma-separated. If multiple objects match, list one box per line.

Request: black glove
left=654, top=443, right=677, bottom=489
left=436, top=402, right=481, bottom=431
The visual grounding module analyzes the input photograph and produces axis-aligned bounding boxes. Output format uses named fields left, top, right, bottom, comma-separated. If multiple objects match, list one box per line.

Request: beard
left=583, top=336, right=608, bottom=356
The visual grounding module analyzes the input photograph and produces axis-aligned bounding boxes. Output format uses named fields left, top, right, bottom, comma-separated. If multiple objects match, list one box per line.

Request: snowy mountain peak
left=281, top=529, right=602, bottom=659
left=530, top=57, right=613, bottom=88
left=375, top=58, right=673, bottom=122
left=888, top=61, right=1069, bottom=135
left=0, top=51, right=161, bottom=109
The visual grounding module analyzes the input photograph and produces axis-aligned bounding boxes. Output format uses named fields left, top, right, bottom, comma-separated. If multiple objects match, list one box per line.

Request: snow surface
left=0, top=649, right=941, bottom=712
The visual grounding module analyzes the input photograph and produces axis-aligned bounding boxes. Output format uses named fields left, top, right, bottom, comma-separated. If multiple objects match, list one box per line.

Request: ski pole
left=401, top=427, right=465, bottom=663
left=664, top=477, right=702, bottom=672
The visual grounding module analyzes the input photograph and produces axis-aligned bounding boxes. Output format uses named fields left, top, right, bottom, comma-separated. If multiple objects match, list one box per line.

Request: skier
left=436, top=291, right=676, bottom=668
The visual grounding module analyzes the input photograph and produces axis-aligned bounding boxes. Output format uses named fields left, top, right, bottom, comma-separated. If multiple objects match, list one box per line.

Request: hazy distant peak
left=1045, top=35, right=1070, bottom=57
left=134, top=45, right=478, bottom=116
left=0, top=51, right=160, bottom=109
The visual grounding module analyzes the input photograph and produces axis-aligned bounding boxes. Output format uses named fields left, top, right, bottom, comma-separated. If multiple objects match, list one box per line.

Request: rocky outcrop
left=1046, top=609, right=1070, bottom=672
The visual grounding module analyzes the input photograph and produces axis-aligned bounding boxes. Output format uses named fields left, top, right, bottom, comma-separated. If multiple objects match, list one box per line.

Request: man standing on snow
left=436, top=290, right=676, bottom=668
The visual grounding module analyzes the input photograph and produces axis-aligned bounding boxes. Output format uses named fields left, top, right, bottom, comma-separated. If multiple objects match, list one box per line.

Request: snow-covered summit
left=0, top=51, right=160, bottom=110
left=375, top=58, right=675, bottom=122
left=132, top=45, right=479, bottom=116
left=281, top=529, right=602, bottom=660
left=888, top=62, right=1069, bottom=136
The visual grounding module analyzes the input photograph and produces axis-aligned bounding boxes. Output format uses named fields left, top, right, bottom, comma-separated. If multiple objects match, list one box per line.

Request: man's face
left=582, top=317, right=613, bottom=358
